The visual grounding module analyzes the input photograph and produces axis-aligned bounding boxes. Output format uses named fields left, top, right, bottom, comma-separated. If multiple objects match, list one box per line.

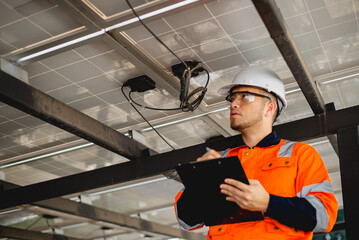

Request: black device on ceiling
left=123, top=0, right=211, bottom=150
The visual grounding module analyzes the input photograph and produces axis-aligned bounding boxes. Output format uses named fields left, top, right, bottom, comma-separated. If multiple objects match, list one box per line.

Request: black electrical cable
left=128, top=91, right=181, bottom=111
left=121, top=85, right=176, bottom=150
left=46, top=218, right=55, bottom=234
left=127, top=68, right=210, bottom=111
left=180, top=67, right=210, bottom=112
left=102, top=228, right=107, bottom=240
left=25, top=216, right=42, bottom=230
left=125, top=0, right=210, bottom=112
left=125, top=0, right=188, bottom=70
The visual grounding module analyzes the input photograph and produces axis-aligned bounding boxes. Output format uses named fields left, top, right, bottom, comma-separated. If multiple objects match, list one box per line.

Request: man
left=174, top=66, right=338, bottom=239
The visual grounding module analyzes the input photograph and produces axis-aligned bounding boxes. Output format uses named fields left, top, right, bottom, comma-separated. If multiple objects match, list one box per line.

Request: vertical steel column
left=338, top=126, right=359, bottom=239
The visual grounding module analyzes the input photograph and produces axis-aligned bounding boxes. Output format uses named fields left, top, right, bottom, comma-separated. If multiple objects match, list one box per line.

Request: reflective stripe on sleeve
left=297, top=181, right=334, bottom=197
left=277, top=140, right=296, bottom=157
left=297, top=181, right=334, bottom=232
left=176, top=206, right=204, bottom=230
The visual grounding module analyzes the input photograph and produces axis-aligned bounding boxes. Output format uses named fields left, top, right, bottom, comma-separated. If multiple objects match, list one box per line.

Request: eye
left=226, top=93, right=235, bottom=102
left=243, top=93, right=255, bottom=103
left=229, top=94, right=237, bottom=102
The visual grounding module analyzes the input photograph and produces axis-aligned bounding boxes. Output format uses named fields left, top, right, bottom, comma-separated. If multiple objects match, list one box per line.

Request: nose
left=231, top=99, right=240, bottom=109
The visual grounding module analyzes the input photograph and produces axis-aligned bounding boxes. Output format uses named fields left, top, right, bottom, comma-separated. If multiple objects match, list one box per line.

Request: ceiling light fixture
left=60, top=222, right=88, bottom=230
left=0, top=208, right=22, bottom=215
left=0, top=128, right=134, bottom=170
left=0, top=143, right=94, bottom=169
left=319, top=72, right=359, bottom=85
left=88, top=176, right=168, bottom=196
left=284, top=71, right=359, bottom=95
left=0, top=133, right=131, bottom=170
left=105, top=0, right=198, bottom=31
left=14, top=0, right=198, bottom=63
left=285, top=88, right=301, bottom=94
left=14, top=30, right=105, bottom=64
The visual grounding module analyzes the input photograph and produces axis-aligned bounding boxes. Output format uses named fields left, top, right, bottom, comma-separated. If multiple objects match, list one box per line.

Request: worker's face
left=228, top=86, right=271, bottom=131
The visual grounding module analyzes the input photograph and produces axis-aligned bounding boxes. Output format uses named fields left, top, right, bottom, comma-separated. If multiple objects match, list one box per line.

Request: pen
left=207, top=147, right=229, bottom=158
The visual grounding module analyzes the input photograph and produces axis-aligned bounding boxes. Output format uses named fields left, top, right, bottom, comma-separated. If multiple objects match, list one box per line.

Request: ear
left=264, top=101, right=277, bottom=119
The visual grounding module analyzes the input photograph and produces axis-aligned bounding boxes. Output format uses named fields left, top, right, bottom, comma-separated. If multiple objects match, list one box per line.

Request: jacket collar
left=235, top=131, right=281, bottom=148
left=257, top=131, right=281, bottom=147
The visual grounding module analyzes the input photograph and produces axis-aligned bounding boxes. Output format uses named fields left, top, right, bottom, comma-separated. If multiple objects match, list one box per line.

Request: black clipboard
left=176, top=156, right=263, bottom=226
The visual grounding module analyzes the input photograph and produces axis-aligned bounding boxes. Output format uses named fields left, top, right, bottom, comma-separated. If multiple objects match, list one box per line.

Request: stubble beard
left=230, top=111, right=263, bottom=131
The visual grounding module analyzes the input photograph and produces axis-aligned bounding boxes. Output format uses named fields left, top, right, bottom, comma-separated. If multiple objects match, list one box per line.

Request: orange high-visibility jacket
left=174, top=132, right=338, bottom=240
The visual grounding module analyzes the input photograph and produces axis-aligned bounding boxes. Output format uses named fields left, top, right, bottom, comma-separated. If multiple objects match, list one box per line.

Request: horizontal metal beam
left=0, top=225, right=82, bottom=240
left=0, top=105, right=358, bottom=209
left=35, top=198, right=204, bottom=240
left=0, top=68, right=148, bottom=160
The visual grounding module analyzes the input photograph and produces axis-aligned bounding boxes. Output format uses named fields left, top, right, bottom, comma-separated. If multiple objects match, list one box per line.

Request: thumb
left=248, top=179, right=260, bottom=185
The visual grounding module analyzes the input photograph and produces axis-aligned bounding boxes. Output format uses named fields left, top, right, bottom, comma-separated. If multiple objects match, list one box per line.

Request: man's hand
left=196, top=149, right=220, bottom=162
left=220, top=179, right=270, bottom=212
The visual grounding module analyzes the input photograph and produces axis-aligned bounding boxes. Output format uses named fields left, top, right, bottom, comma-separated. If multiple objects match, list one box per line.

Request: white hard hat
left=218, top=66, right=287, bottom=114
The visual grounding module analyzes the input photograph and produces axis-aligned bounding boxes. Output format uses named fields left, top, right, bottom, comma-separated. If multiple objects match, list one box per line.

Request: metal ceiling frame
left=70, top=0, right=236, bottom=137
left=7, top=0, right=236, bottom=138
left=252, top=0, right=340, bottom=155
left=0, top=103, right=230, bottom=168
left=252, top=0, right=326, bottom=114
left=68, top=0, right=236, bottom=137
left=0, top=68, right=150, bottom=160
left=35, top=198, right=204, bottom=240
left=253, top=3, right=359, bottom=234
left=0, top=105, right=358, bottom=210
left=6, top=0, right=213, bottom=66
left=103, top=32, right=180, bottom=98
left=0, top=181, right=204, bottom=240
left=1, top=0, right=358, bottom=238
left=106, top=31, right=236, bottom=137
left=68, top=0, right=214, bottom=30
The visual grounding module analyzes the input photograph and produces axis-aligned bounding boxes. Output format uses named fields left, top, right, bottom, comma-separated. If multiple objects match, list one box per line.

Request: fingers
left=196, top=149, right=221, bottom=162
left=220, top=179, right=269, bottom=212
left=224, top=178, right=250, bottom=189
left=220, top=180, right=247, bottom=201
left=220, top=183, right=247, bottom=208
